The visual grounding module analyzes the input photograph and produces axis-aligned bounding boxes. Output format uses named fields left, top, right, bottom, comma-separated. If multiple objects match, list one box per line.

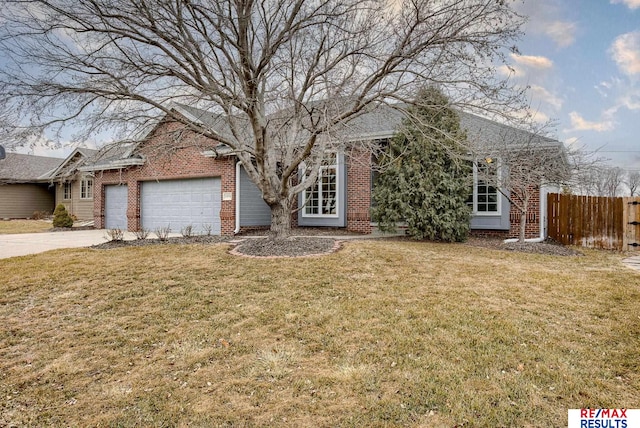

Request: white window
left=467, top=160, right=501, bottom=215
left=80, top=177, right=93, bottom=199
left=63, top=182, right=72, bottom=200
left=303, top=152, right=338, bottom=217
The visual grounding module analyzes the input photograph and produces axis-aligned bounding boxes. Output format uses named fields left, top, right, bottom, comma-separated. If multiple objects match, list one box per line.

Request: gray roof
left=0, top=153, right=64, bottom=183
left=176, top=102, right=561, bottom=151
left=79, top=141, right=145, bottom=172
left=44, top=147, right=100, bottom=180
left=80, top=102, right=563, bottom=168
left=335, top=103, right=560, bottom=149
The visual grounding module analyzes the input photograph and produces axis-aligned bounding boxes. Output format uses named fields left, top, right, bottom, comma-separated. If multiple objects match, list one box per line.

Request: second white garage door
left=140, top=178, right=221, bottom=235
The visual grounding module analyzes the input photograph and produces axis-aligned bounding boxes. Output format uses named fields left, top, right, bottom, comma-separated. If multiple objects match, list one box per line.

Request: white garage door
left=141, top=178, right=221, bottom=235
left=104, top=185, right=128, bottom=229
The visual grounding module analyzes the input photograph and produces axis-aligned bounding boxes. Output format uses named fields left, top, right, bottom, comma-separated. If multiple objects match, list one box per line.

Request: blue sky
left=513, top=0, right=640, bottom=170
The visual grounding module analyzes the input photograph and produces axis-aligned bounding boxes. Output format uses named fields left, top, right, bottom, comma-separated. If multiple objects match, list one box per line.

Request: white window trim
left=63, top=182, right=72, bottom=201
left=469, top=160, right=502, bottom=216
left=301, top=152, right=340, bottom=219
left=80, top=177, right=93, bottom=200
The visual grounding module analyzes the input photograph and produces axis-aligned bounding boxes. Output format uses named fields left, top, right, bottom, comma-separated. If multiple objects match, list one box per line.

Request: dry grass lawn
left=0, top=220, right=52, bottom=234
left=1, top=240, right=639, bottom=427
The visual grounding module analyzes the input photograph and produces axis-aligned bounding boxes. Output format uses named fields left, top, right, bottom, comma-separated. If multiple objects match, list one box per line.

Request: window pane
left=304, top=153, right=338, bottom=216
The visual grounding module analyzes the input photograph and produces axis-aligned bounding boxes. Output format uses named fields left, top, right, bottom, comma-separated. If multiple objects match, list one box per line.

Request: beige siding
left=0, top=183, right=55, bottom=218
left=54, top=180, right=94, bottom=220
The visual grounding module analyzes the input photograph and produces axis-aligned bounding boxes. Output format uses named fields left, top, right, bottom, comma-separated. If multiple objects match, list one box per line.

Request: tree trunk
left=269, top=198, right=293, bottom=240
left=518, top=207, right=527, bottom=243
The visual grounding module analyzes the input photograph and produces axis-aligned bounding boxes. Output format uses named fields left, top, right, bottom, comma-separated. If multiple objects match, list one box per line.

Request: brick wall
left=507, top=184, right=541, bottom=239
left=346, top=146, right=372, bottom=233
left=94, top=120, right=236, bottom=235
left=94, top=120, right=545, bottom=239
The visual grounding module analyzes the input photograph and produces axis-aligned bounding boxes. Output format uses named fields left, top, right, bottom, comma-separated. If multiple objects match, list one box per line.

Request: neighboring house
left=43, top=147, right=99, bottom=221
left=0, top=152, right=64, bottom=219
left=82, top=104, right=565, bottom=239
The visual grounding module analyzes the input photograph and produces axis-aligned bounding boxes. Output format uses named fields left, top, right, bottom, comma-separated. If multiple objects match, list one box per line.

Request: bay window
left=303, top=152, right=338, bottom=217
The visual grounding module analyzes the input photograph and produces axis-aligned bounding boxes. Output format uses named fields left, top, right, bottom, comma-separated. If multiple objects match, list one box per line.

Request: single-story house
left=42, top=147, right=99, bottom=221
left=0, top=152, right=64, bottom=219
left=81, top=104, right=564, bottom=239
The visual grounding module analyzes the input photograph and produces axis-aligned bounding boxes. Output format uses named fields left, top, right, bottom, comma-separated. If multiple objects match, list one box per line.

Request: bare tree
left=0, top=0, right=527, bottom=237
left=472, top=121, right=569, bottom=243
left=558, top=145, right=623, bottom=198
left=626, top=171, right=640, bottom=197
left=587, top=166, right=624, bottom=197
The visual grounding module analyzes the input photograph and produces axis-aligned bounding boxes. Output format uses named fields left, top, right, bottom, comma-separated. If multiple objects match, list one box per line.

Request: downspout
left=234, top=161, right=241, bottom=234
left=539, top=185, right=545, bottom=241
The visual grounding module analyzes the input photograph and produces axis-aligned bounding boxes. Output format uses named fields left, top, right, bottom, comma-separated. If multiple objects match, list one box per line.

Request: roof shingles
left=0, top=153, right=64, bottom=183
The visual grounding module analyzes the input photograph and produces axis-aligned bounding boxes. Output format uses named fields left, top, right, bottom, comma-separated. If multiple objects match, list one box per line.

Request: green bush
left=372, top=86, right=471, bottom=242
left=52, top=204, right=74, bottom=228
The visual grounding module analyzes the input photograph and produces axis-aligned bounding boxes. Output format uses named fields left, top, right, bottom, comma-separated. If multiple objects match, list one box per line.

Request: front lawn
left=1, top=241, right=638, bottom=426
left=0, top=219, right=52, bottom=234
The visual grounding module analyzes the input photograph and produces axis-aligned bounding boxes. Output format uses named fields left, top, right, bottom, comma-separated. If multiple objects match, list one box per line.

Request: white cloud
left=510, top=107, right=550, bottom=125
left=568, top=112, right=615, bottom=132
left=611, top=0, right=640, bottom=9
left=564, top=137, right=580, bottom=146
left=497, top=64, right=516, bottom=77
left=592, top=77, right=640, bottom=133
left=529, top=109, right=551, bottom=124
left=512, top=54, right=553, bottom=70
left=513, top=2, right=578, bottom=49
left=530, top=84, right=563, bottom=110
left=619, top=94, right=640, bottom=110
left=610, top=31, right=640, bottom=75
left=542, top=21, right=578, bottom=48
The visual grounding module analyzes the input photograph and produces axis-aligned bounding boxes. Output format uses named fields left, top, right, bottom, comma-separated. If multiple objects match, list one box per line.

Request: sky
left=512, top=0, right=640, bottom=170
left=12, top=0, right=640, bottom=171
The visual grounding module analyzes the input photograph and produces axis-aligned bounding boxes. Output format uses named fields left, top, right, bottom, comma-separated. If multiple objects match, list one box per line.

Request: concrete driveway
left=0, top=229, right=112, bottom=259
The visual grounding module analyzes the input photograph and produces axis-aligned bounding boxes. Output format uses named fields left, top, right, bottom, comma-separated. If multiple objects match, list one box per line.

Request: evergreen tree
left=372, top=87, right=471, bottom=242
left=53, top=203, right=74, bottom=228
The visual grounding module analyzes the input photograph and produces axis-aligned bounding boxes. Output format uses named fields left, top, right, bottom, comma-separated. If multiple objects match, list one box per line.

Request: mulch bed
left=465, top=237, right=584, bottom=256
left=91, top=235, right=229, bottom=250
left=92, top=235, right=339, bottom=258
left=89, top=231, right=583, bottom=258
left=231, top=237, right=338, bottom=258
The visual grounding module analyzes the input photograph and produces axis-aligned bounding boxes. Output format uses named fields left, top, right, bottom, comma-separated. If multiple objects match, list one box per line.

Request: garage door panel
left=141, top=178, right=221, bottom=235
left=104, top=185, right=128, bottom=230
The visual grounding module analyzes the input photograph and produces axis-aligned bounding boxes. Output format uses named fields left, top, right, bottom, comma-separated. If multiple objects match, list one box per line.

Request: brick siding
left=346, top=146, right=372, bottom=233
left=94, top=120, right=236, bottom=235
left=94, top=119, right=543, bottom=238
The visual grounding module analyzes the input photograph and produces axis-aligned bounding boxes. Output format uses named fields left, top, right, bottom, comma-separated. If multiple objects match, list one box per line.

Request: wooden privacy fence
left=547, top=193, right=640, bottom=251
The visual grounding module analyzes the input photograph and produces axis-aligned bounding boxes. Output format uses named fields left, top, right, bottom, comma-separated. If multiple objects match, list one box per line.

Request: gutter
left=234, top=161, right=241, bottom=234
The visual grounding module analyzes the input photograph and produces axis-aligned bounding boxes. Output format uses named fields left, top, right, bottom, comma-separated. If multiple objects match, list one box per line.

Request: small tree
left=626, top=171, right=640, bottom=197
left=52, top=203, right=73, bottom=228
left=372, top=87, right=471, bottom=242
left=475, top=121, right=569, bottom=243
